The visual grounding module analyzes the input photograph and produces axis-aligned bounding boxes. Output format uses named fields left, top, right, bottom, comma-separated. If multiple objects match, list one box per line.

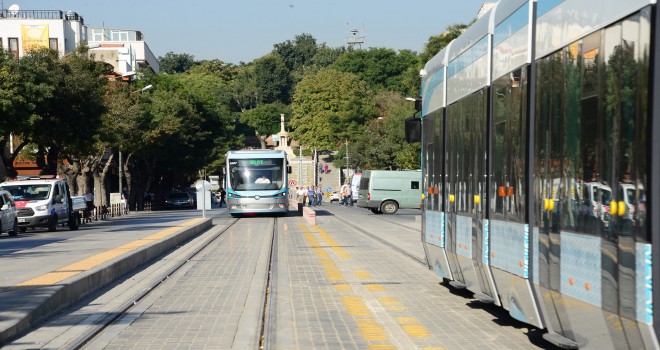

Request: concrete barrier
left=288, top=199, right=316, bottom=225
left=0, top=218, right=212, bottom=346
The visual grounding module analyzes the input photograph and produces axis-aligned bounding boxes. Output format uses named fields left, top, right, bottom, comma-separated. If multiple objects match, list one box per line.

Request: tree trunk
left=57, top=159, right=80, bottom=196
left=45, top=145, right=60, bottom=175
left=93, top=153, right=114, bottom=207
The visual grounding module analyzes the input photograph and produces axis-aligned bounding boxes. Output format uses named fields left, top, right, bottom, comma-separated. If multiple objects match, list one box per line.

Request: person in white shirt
left=255, top=174, right=271, bottom=184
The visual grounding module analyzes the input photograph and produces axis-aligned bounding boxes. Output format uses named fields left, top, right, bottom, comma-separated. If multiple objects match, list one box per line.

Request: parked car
left=0, top=190, right=18, bottom=236
left=164, top=192, right=194, bottom=209
left=329, top=190, right=341, bottom=202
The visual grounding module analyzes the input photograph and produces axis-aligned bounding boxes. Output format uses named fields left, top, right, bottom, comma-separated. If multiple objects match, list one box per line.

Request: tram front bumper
left=227, top=197, right=288, bottom=214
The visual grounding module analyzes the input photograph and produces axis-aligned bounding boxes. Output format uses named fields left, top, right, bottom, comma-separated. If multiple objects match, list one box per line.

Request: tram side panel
left=532, top=1, right=655, bottom=348
left=487, top=0, right=543, bottom=329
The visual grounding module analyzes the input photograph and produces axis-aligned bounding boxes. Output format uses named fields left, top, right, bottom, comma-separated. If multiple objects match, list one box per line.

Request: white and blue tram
left=412, top=0, right=660, bottom=348
left=225, top=150, right=291, bottom=216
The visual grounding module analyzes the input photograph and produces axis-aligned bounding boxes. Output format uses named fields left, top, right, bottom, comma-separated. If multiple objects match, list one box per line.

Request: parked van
left=357, top=170, right=421, bottom=214
left=0, top=177, right=82, bottom=232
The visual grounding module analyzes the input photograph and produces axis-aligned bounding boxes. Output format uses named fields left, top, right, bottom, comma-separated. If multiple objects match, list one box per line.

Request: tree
left=273, top=33, right=318, bottom=72
left=240, top=102, right=291, bottom=149
left=188, top=59, right=239, bottom=82
left=0, top=50, right=27, bottom=180
left=158, top=52, right=197, bottom=74
left=419, top=23, right=470, bottom=64
left=19, top=48, right=107, bottom=175
left=290, top=68, right=377, bottom=149
left=332, top=48, right=418, bottom=94
left=253, top=54, right=292, bottom=104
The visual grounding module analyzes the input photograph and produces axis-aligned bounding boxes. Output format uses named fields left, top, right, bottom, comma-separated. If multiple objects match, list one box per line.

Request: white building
left=87, top=27, right=160, bottom=75
left=0, top=8, right=85, bottom=58
left=0, top=7, right=159, bottom=75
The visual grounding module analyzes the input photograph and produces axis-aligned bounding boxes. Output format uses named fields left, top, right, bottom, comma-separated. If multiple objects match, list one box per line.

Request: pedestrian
left=316, top=186, right=323, bottom=206
left=84, top=189, right=94, bottom=222
left=340, top=183, right=348, bottom=206
left=302, top=186, right=308, bottom=206
left=121, top=187, right=129, bottom=214
left=323, top=164, right=328, bottom=174
left=219, top=188, right=226, bottom=208
left=345, top=184, right=353, bottom=206
left=307, top=186, right=316, bottom=207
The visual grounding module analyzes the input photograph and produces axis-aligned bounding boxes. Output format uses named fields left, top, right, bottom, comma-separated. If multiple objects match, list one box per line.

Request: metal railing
left=0, top=10, right=84, bottom=24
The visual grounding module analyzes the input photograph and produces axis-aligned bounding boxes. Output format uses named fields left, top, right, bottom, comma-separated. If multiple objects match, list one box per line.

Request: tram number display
left=249, top=160, right=265, bottom=165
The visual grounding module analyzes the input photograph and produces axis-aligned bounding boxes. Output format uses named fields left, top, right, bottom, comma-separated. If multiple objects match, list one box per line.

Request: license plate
left=18, top=218, right=27, bottom=223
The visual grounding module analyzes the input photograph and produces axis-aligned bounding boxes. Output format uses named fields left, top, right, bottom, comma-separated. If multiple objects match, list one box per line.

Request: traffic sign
left=289, top=179, right=298, bottom=186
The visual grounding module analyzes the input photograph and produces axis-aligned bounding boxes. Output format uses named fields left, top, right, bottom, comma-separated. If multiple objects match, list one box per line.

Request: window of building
left=49, top=38, right=58, bottom=51
left=8, top=38, right=18, bottom=58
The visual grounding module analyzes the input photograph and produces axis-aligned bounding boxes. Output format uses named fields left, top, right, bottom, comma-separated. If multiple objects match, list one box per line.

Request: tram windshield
left=228, top=158, right=284, bottom=191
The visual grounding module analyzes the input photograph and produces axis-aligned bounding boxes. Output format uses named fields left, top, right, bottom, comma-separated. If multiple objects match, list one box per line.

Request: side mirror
left=405, top=116, right=421, bottom=143
left=287, top=165, right=292, bottom=174
left=0, top=204, right=8, bottom=211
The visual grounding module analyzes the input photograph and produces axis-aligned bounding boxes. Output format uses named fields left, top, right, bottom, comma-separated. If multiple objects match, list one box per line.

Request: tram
left=225, top=150, right=291, bottom=216
left=410, top=0, right=660, bottom=348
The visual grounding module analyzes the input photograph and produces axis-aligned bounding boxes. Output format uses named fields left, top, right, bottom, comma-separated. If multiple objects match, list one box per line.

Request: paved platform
left=0, top=210, right=214, bottom=345
left=3, top=204, right=551, bottom=349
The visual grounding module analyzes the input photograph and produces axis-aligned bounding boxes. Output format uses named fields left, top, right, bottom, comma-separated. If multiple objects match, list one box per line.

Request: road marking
left=17, top=218, right=204, bottom=287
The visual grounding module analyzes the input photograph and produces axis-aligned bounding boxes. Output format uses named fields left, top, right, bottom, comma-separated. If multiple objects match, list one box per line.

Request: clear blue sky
left=16, top=0, right=486, bottom=64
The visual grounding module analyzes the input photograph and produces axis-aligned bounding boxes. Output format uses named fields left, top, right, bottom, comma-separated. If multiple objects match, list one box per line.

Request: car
left=164, top=192, right=194, bottom=209
left=329, top=190, right=341, bottom=203
left=0, top=190, right=18, bottom=236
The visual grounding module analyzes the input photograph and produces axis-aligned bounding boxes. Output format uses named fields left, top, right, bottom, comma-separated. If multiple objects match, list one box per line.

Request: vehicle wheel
left=19, top=227, right=27, bottom=233
left=9, top=219, right=18, bottom=236
left=68, top=213, right=80, bottom=231
left=48, top=214, right=58, bottom=232
left=381, top=201, right=399, bottom=214
left=370, top=208, right=383, bottom=214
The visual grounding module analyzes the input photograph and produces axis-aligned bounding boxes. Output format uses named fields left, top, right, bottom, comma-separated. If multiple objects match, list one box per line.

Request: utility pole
left=299, top=146, right=303, bottom=187
left=345, top=140, right=350, bottom=182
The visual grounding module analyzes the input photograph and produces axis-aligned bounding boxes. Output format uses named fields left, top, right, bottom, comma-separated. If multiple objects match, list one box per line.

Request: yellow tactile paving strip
left=299, top=220, right=434, bottom=349
left=17, top=218, right=204, bottom=287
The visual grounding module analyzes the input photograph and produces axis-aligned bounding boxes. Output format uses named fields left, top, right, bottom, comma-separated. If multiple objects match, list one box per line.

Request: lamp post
left=345, top=140, right=350, bottom=182
left=299, top=145, right=302, bottom=187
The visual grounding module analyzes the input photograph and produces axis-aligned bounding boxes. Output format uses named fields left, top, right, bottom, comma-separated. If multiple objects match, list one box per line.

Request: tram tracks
left=57, top=218, right=241, bottom=349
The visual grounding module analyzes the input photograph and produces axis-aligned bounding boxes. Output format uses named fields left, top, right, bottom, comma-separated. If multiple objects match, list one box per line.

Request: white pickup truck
left=0, top=177, right=83, bottom=232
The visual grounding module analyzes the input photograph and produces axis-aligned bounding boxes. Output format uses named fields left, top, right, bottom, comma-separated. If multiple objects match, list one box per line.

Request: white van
left=0, top=177, right=80, bottom=232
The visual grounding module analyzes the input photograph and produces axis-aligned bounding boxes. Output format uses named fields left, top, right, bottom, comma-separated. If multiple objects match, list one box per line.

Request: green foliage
left=291, top=68, right=377, bottom=150
left=419, top=23, right=470, bottom=64
left=187, top=59, right=239, bottom=82
left=240, top=102, right=291, bottom=148
left=273, top=33, right=318, bottom=72
left=331, top=48, right=418, bottom=94
left=158, top=52, right=197, bottom=74
left=253, top=54, right=292, bottom=104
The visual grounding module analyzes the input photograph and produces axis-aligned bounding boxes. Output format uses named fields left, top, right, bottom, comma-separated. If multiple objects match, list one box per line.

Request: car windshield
left=0, top=184, right=52, bottom=201
left=168, top=193, right=189, bottom=199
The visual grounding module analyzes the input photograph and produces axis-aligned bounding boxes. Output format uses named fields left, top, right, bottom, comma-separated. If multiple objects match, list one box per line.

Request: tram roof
left=226, top=149, right=287, bottom=159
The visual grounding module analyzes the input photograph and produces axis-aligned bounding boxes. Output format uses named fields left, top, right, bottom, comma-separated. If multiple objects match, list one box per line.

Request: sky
left=14, top=0, right=487, bottom=64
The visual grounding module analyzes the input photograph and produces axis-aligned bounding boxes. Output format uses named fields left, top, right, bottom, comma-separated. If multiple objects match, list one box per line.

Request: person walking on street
left=302, top=186, right=308, bottom=206
left=316, top=186, right=323, bottom=206
left=340, top=183, right=348, bottom=206
left=307, top=186, right=316, bottom=207
left=219, top=188, right=226, bottom=208
left=345, top=184, right=353, bottom=206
